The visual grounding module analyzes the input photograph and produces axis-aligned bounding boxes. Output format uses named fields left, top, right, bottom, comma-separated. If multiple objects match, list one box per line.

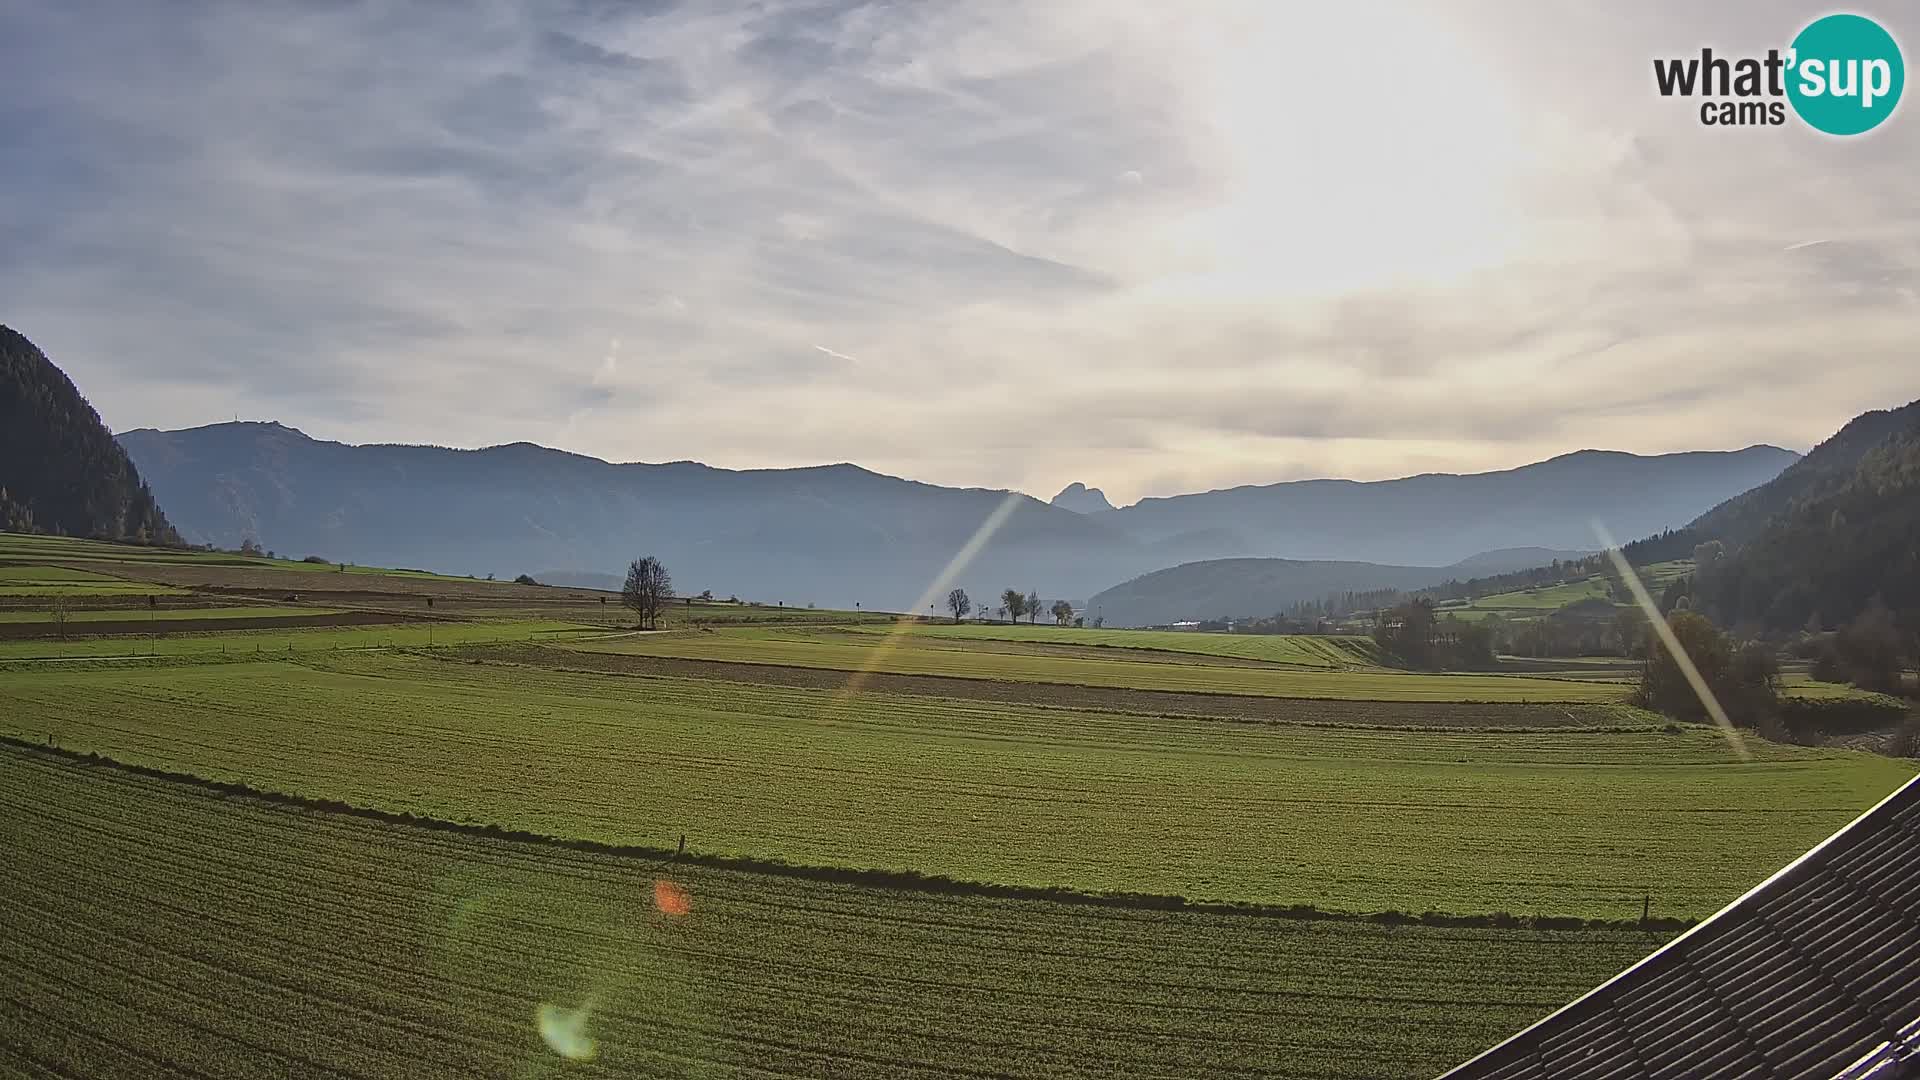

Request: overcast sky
left=3, top=1, right=1916, bottom=504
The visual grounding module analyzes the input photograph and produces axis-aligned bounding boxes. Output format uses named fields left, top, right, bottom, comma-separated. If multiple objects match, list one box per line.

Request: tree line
left=944, top=588, right=1077, bottom=626
left=1368, top=598, right=1497, bottom=669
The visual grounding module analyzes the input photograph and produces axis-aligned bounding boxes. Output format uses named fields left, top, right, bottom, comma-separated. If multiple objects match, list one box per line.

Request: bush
left=513, top=574, right=540, bottom=586
left=301, top=555, right=329, bottom=565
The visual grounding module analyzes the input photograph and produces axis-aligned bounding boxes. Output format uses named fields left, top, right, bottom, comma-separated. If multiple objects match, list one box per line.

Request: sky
left=3, top=0, right=1917, bottom=506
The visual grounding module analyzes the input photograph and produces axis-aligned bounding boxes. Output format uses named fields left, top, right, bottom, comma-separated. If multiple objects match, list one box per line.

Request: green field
left=0, top=531, right=472, bottom=579
left=1494, top=660, right=1900, bottom=707
left=5, top=533, right=1911, bottom=1079
left=1778, top=674, right=1909, bottom=703
left=0, top=745, right=1663, bottom=1080
left=0, top=619, right=603, bottom=659
left=3, top=651, right=1906, bottom=918
left=0, top=564, right=189, bottom=596
left=571, top=626, right=1630, bottom=702
left=0, top=604, right=329, bottom=623
left=1438, top=561, right=1693, bottom=624
left=863, top=622, right=1382, bottom=666
left=1438, top=576, right=1620, bottom=623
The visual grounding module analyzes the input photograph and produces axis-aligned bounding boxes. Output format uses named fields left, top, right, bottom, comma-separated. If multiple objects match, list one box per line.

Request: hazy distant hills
left=1084, top=556, right=1541, bottom=629
left=117, top=421, right=1133, bottom=608
left=1101, top=446, right=1798, bottom=564
left=1449, top=547, right=1596, bottom=572
left=117, top=422, right=1796, bottom=611
left=0, top=326, right=177, bottom=543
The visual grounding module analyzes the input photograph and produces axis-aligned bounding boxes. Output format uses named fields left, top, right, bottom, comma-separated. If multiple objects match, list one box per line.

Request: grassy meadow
left=570, top=625, right=1633, bottom=702
left=3, top=649, right=1908, bottom=917
left=1436, top=560, right=1693, bottom=623
left=868, top=621, right=1384, bottom=666
left=2, top=533, right=1912, bottom=1079
left=0, top=745, right=1666, bottom=1080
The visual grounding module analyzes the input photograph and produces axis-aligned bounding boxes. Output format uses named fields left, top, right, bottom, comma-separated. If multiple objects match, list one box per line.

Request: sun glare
left=1151, top=3, right=1527, bottom=299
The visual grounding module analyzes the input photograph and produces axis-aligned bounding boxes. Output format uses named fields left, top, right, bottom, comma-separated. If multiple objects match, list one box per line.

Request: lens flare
left=1592, top=521, right=1751, bottom=762
left=836, top=491, right=1025, bottom=700
left=536, top=1001, right=597, bottom=1061
left=654, top=878, right=690, bottom=916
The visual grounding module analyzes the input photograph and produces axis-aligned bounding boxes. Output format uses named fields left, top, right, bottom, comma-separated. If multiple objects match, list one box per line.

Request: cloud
left=1, top=0, right=1917, bottom=503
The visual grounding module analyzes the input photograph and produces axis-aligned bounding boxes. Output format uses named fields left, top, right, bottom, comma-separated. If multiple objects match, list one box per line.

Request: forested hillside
left=1688, top=399, right=1920, bottom=550
left=1696, top=417, right=1920, bottom=634
left=0, top=326, right=177, bottom=544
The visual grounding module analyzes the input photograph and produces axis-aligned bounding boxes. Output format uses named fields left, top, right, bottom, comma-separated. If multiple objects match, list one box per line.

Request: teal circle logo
left=1787, top=14, right=1904, bottom=135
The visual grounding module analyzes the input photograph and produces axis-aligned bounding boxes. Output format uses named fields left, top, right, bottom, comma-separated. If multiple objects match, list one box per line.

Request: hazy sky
left=3, top=1, right=1916, bottom=504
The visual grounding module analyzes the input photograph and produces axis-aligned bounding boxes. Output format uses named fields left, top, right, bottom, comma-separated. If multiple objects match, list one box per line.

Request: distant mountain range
left=1091, top=398, right=1920, bottom=629
left=115, top=417, right=1795, bottom=611
left=1096, top=446, right=1797, bottom=564
left=1, top=326, right=176, bottom=543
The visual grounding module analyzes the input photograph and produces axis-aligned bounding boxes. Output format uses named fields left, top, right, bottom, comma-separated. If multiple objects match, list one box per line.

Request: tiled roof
left=1440, top=774, right=1920, bottom=1080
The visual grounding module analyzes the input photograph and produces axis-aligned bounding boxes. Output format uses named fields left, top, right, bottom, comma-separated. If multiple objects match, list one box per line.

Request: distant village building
left=1170, top=620, right=1201, bottom=631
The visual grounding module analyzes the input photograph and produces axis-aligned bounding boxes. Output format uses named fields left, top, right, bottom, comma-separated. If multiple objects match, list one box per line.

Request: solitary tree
left=623, top=556, right=674, bottom=630
left=946, top=588, right=972, bottom=623
left=1025, top=589, right=1041, bottom=625
left=1051, top=599, right=1073, bottom=626
left=1001, top=589, right=1026, bottom=623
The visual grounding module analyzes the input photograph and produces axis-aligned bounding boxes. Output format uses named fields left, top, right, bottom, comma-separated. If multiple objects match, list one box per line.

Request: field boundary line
left=542, top=642, right=1626, bottom=706
left=457, top=645, right=1650, bottom=727
left=1, top=735, right=1694, bottom=933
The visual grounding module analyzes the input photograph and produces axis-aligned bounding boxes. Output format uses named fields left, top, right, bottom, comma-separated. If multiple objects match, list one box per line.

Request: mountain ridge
left=118, top=418, right=1800, bottom=611
left=1050, top=482, right=1116, bottom=514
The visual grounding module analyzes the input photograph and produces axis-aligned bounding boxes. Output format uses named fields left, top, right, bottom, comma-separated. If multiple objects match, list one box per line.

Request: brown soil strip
left=467, top=644, right=1628, bottom=728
